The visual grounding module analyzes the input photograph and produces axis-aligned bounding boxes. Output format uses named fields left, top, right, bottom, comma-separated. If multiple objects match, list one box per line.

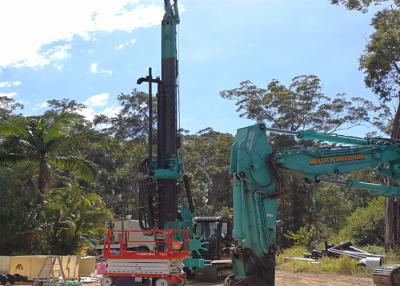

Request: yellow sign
left=309, top=154, right=366, bottom=165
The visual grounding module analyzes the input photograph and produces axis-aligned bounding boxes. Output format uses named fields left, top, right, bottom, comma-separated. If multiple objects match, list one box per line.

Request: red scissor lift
left=101, top=229, right=190, bottom=286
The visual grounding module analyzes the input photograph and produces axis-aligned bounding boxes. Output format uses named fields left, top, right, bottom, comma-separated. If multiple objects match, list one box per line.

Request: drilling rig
left=100, top=2, right=190, bottom=286
left=136, top=2, right=232, bottom=280
left=137, top=0, right=181, bottom=232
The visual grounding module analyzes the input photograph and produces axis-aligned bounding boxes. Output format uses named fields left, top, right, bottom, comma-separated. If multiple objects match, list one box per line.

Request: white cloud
left=115, top=38, right=137, bottom=51
left=79, top=104, right=121, bottom=122
left=85, top=92, right=110, bottom=107
left=54, top=64, right=64, bottom=71
left=79, top=92, right=122, bottom=122
left=39, top=101, right=48, bottom=108
left=0, top=1, right=164, bottom=69
left=90, top=63, right=98, bottom=73
left=78, top=108, right=97, bottom=122
left=44, top=44, right=71, bottom=61
left=32, top=101, right=48, bottom=111
left=0, top=92, right=17, bottom=98
left=90, top=63, right=114, bottom=75
left=101, top=105, right=122, bottom=117
left=0, top=81, right=21, bottom=88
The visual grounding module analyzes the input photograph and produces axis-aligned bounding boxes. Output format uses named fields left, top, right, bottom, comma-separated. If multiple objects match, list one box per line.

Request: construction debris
left=303, top=241, right=384, bottom=269
left=283, top=257, right=320, bottom=263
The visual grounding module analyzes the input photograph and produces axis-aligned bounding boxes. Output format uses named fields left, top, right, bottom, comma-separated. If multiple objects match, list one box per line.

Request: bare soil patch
left=186, top=270, right=374, bottom=286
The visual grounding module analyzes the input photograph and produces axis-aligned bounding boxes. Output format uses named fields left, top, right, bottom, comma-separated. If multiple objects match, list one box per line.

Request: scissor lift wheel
left=154, top=278, right=169, bottom=286
left=101, top=277, right=113, bottom=286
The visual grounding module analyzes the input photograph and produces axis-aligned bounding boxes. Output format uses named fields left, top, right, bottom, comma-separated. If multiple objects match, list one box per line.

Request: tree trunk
left=292, top=178, right=306, bottom=232
left=38, top=159, right=49, bottom=192
left=385, top=96, right=400, bottom=250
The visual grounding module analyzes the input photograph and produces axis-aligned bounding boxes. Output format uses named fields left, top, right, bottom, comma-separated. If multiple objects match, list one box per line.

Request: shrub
left=277, top=247, right=369, bottom=275
left=285, top=226, right=316, bottom=247
left=337, top=197, right=384, bottom=246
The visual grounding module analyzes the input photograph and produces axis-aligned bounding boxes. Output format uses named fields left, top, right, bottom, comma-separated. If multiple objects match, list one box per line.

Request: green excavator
left=225, top=123, right=400, bottom=286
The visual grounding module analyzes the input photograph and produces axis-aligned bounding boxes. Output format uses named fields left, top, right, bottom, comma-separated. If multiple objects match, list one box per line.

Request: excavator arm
left=225, top=123, right=400, bottom=286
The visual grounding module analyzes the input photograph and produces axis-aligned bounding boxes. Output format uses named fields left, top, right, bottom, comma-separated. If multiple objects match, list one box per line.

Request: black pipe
left=148, top=68, right=153, bottom=176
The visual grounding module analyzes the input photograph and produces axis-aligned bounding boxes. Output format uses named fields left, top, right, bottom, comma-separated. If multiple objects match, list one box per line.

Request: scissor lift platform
left=102, top=229, right=189, bottom=286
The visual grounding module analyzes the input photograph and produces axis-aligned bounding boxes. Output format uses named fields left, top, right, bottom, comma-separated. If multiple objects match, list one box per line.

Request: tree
left=0, top=96, right=23, bottom=122
left=220, top=75, right=376, bottom=237
left=0, top=113, right=95, bottom=192
left=84, top=134, right=146, bottom=217
left=360, top=9, right=400, bottom=137
left=35, top=183, right=112, bottom=254
left=0, top=163, right=40, bottom=255
left=180, top=128, right=234, bottom=214
left=358, top=8, right=400, bottom=249
left=220, top=75, right=370, bottom=132
left=95, top=90, right=153, bottom=141
left=338, top=197, right=385, bottom=245
left=47, top=98, right=86, bottom=114
left=330, top=0, right=400, bottom=12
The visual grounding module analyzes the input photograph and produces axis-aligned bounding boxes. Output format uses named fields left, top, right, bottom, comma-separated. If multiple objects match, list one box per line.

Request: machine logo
left=16, top=264, right=23, bottom=270
left=309, top=154, right=366, bottom=165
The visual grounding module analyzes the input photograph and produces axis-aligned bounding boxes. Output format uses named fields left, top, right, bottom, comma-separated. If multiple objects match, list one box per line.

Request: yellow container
left=9, top=256, right=40, bottom=279
left=61, top=256, right=80, bottom=279
left=3, top=256, right=79, bottom=280
left=78, top=256, right=96, bottom=276
left=0, top=256, right=11, bottom=273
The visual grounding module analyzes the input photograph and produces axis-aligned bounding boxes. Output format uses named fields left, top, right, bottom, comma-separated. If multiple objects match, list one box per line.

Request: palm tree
left=0, top=113, right=96, bottom=192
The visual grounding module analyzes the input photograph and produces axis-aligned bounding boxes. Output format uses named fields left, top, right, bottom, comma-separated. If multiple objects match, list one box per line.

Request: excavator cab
left=193, top=216, right=232, bottom=260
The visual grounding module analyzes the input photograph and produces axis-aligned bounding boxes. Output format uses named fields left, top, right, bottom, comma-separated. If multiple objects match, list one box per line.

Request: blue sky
left=0, top=0, right=386, bottom=135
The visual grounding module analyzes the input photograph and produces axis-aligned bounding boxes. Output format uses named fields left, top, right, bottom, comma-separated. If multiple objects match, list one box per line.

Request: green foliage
left=337, top=197, right=385, bottom=245
left=360, top=9, right=400, bottom=102
left=181, top=128, right=234, bottom=214
left=0, top=113, right=95, bottom=191
left=360, top=244, right=385, bottom=255
left=35, top=183, right=113, bottom=254
left=285, top=226, right=316, bottom=247
left=85, top=136, right=146, bottom=217
left=47, top=98, right=86, bottom=114
left=95, top=90, right=153, bottom=140
left=312, top=184, right=353, bottom=234
left=322, top=256, right=365, bottom=275
left=330, top=0, right=400, bottom=12
left=359, top=9, right=400, bottom=138
left=0, top=102, right=111, bottom=254
left=277, top=247, right=367, bottom=275
left=220, top=75, right=371, bottom=132
left=357, top=5, right=400, bottom=250
left=0, top=165, right=40, bottom=255
left=0, top=96, right=23, bottom=122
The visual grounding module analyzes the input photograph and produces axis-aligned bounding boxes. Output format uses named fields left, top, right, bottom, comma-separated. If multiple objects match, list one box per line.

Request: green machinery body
left=227, top=123, right=400, bottom=286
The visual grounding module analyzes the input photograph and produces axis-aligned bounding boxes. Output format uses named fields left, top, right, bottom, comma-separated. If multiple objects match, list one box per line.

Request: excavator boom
left=226, top=123, right=400, bottom=286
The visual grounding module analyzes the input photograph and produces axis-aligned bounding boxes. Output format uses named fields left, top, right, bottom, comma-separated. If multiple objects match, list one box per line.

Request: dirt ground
left=81, top=271, right=374, bottom=286
left=186, top=270, right=374, bottom=286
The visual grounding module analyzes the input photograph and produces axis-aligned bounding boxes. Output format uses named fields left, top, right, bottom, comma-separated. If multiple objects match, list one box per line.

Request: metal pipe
left=148, top=67, right=153, bottom=176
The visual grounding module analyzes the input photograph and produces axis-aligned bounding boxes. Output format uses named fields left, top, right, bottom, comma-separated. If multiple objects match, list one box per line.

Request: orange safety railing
left=103, top=229, right=190, bottom=260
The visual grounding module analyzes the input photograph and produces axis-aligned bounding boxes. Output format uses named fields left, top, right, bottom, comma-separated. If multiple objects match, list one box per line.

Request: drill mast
left=137, top=0, right=181, bottom=230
